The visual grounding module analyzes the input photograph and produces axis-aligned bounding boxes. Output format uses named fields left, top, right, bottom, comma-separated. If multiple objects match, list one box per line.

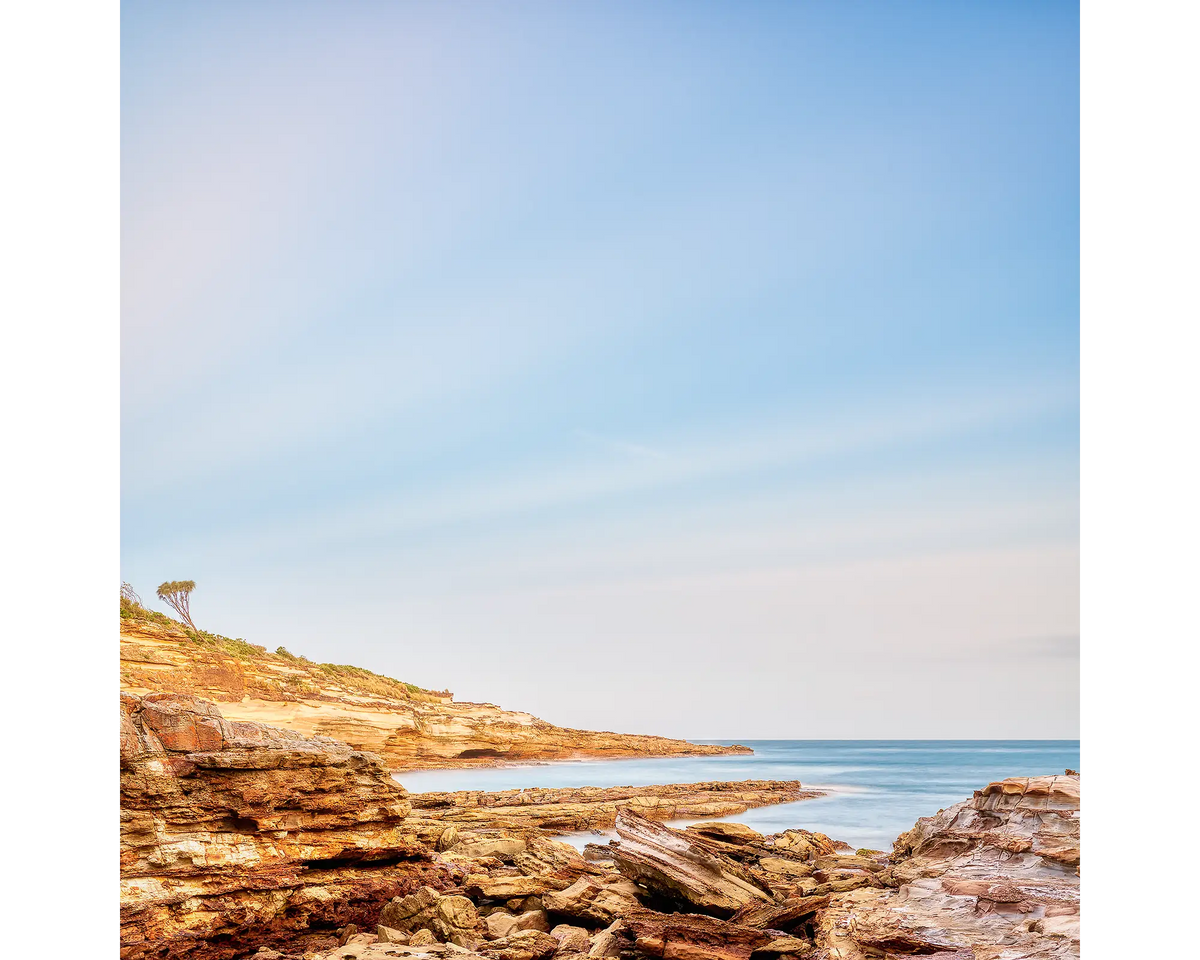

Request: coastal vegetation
left=156, top=579, right=198, bottom=631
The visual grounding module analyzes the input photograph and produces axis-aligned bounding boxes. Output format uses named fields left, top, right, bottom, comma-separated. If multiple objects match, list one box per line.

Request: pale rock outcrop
left=549, top=924, right=591, bottom=953
left=812, top=774, right=1081, bottom=959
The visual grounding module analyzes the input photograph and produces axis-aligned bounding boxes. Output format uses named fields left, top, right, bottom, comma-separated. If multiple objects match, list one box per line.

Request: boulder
left=380, top=887, right=482, bottom=946
left=376, top=925, right=409, bottom=944
left=512, top=910, right=550, bottom=933
left=485, top=912, right=519, bottom=940
left=543, top=875, right=642, bottom=925
left=479, top=930, right=559, bottom=960
left=609, top=808, right=773, bottom=917
left=549, top=925, right=590, bottom=954
left=437, top=825, right=461, bottom=852
left=586, top=921, right=623, bottom=957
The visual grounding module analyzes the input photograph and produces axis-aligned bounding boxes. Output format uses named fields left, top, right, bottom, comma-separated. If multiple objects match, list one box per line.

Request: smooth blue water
left=394, top=740, right=1079, bottom=853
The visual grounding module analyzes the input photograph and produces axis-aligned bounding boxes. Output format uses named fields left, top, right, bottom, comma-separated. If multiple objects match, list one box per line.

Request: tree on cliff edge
left=157, top=580, right=197, bottom=632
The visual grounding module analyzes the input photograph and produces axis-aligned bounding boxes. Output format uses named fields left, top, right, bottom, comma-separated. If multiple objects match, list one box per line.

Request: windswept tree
left=121, top=582, right=142, bottom=606
left=157, top=580, right=198, bottom=631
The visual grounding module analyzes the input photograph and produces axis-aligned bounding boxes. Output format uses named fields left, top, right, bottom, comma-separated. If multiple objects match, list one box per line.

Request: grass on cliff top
left=119, top=594, right=451, bottom=701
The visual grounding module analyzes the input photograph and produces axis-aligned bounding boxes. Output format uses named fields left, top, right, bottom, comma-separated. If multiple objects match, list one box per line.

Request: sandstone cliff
left=120, top=693, right=449, bottom=959
left=120, top=613, right=748, bottom=770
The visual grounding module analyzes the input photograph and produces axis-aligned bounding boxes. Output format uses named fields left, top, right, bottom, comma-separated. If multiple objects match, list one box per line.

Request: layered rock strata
left=404, top=781, right=823, bottom=840
left=120, top=689, right=1079, bottom=960
left=120, top=693, right=447, bottom=960
left=121, top=620, right=749, bottom=769
left=813, top=774, right=1081, bottom=959
left=293, top=775, right=1079, bottom=960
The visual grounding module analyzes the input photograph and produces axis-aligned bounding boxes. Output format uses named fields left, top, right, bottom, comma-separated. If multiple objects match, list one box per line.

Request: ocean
left=393, top=739, right=1080, bottom=853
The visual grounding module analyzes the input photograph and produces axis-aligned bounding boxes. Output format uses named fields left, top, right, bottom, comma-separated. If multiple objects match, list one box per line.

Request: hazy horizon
left=121, top=1, right=1079, bottom=739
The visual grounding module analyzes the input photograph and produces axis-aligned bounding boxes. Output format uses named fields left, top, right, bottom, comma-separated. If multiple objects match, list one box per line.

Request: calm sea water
left=394, top=740, right=1080, bottom=853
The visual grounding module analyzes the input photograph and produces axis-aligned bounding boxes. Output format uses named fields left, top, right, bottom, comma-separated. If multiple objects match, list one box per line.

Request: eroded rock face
left=609, top=808, right=776, bottom=916
left=120, top=693, right=445, bottom=960
left=120, top=698, right=1080, bottom=960
left=813, top=774, right=1081, bottom=959
left=121, top=621, right=750, bottom=770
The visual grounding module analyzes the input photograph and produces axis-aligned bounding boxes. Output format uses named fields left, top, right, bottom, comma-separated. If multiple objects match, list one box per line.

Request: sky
left=121, top=1, right=1079, bottom=739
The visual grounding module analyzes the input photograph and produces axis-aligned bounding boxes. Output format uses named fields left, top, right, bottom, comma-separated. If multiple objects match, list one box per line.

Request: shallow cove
left=395, top=739, right=1081, bottom=852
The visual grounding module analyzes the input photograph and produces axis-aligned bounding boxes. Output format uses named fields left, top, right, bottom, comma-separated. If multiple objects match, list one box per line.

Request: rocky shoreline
left=404, top=782, right=824, bottom=840
left=121, top=694, right=1080, bottom=960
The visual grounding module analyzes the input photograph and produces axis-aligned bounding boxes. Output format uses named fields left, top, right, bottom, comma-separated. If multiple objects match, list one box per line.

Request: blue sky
left=121, top=1, right=1079, bottom=738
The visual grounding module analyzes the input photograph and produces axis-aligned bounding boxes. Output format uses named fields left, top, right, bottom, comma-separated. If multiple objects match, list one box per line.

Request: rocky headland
left=120, top=693, right=1080, bottom=960
left=120, top=614, right=748, bottom=770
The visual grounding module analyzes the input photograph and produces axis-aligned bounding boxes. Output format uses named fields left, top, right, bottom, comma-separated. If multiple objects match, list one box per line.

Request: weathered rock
left=614, top=907, right=811, bottom=960
left=609, top=808, right=774, bottom=917
left=406, top=782, right=818, bottom=840
left=453, top=837, right=528, bottom=861
left=511, top=910, right=550, bottom=933
left=586, top=921, right=623, bottom=957
left=549, top=925, right=590, bottom=953
left=486, top=912, right=519, bottom=940
left=479, top=930, right=559, bottom=960
left=755, top=856, right=814, bottom=881
left=465, top=874, right=566, bottom=900
left=120, top=693, right=442, bottom=960
left=543, top=875, right=643, bottom=925
left=729, top=894, right=830, bottom=931
left=376, top=925, right=410, bottom=944
left=581, top=844, right=614, bottom=864
left=121, top=619, right=750, bottom=771
left=684, top=821, right=764, bottom=845
left=769, top=828, right=840, bottom=861
left=408, top=929, right=438, bottom=946
left=812, top=774, right=1081, bottom=959
left=379, top=887, right=483, bottom=946
left=514, top=837, right=591, bottom=877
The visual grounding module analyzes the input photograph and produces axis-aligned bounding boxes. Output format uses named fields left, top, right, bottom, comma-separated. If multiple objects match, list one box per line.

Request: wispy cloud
left=121, top=1, right=1079, bottom=737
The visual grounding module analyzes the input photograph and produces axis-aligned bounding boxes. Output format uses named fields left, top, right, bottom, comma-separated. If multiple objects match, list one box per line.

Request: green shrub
left=119, top=595, right=175, bottom=627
